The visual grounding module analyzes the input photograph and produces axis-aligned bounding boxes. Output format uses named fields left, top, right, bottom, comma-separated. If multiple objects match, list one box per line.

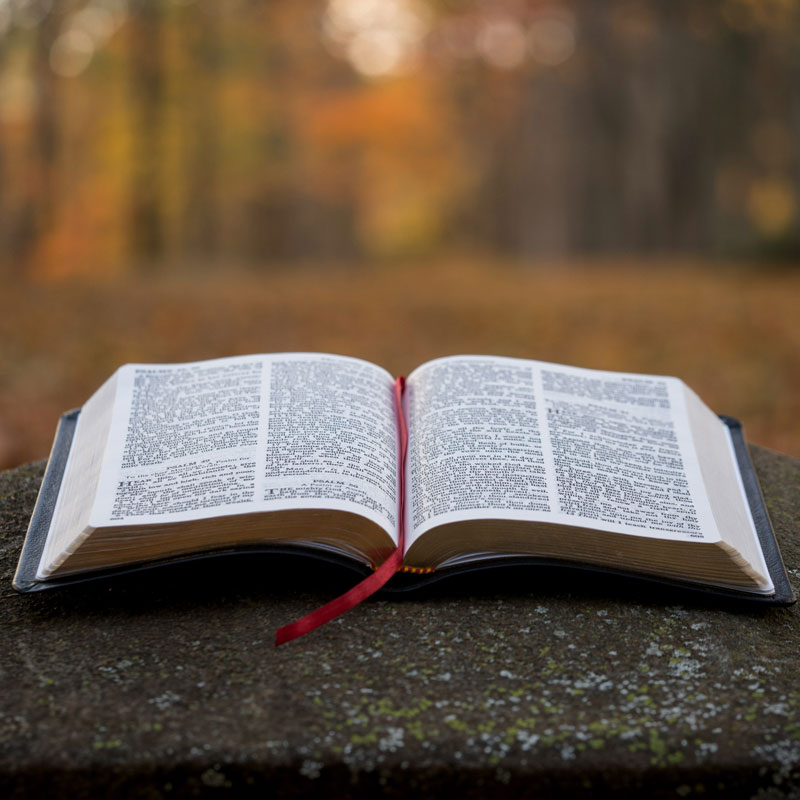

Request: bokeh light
left=323, top=0, right=431, bottom=77
left=50, top=29, right=95, bottom=77
left=477, top=18, right=528, bottom=70
left=528, top=8, right=576, bottom=66
left=10, top=0, right=51, bottom=29
left=747, top=178, right=797, bottom=236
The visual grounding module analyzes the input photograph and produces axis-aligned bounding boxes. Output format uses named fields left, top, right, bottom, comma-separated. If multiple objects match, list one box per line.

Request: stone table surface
left=1, top=446, right=799, bottom=799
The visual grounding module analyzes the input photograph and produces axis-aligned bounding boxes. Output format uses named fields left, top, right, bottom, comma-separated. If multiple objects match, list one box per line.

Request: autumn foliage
left=0, top=1, right=798, bottom=469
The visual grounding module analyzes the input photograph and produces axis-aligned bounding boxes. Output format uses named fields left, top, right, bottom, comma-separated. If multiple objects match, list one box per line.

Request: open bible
left=14, top=354, right=795, bottom=634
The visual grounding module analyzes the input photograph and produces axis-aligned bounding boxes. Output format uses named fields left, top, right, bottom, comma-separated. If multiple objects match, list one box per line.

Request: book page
left=90, top=353, right=400, bottom=539
left=404, top=356, right=720, bottom=551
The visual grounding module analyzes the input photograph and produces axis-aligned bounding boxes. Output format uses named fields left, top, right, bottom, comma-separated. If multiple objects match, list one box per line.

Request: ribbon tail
left=274, top=548, right=403, bottom=646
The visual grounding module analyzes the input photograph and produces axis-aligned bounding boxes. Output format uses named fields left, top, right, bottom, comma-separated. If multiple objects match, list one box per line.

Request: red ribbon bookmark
left=274, top=376, right=408, bottom=646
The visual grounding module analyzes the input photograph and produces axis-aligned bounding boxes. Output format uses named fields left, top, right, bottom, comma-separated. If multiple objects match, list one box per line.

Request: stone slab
left=0, top=446, right=799, bottom=798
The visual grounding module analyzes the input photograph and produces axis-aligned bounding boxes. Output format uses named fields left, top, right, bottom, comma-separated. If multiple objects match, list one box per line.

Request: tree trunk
left=128, top=0, right=165, bottom=268
left=181, top=0, right=220, bottom=264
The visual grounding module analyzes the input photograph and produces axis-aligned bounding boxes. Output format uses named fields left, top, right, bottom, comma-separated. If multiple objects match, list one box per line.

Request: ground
left=1, top=259, right=799, bottom=469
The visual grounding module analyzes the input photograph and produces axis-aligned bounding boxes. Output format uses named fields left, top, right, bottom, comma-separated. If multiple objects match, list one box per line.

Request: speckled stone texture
left=1, top=447, right=799, bottom=799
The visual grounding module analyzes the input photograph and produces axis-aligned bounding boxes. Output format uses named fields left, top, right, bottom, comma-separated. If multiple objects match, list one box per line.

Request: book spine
left=12, top=410, right=81, bottom=592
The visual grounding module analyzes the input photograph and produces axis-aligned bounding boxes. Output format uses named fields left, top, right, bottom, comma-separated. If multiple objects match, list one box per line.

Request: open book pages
left=35, top=353, right=773, bottom=595
left=402, top=356, right=771, bottom=592
left=39, top=354, right=400, bottom=579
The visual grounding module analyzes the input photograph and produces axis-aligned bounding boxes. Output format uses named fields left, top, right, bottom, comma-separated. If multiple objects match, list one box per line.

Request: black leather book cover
left=13, top=409, right=795, bottom=605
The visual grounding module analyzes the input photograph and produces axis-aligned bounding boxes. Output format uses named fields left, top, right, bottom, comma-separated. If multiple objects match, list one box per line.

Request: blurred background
left=0, top=0, right=798, bottom=468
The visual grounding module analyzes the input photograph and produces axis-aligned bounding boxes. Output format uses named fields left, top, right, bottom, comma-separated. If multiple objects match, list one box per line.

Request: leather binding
left=13, top=409, right=80, bottom=593
left=13, top=409, right=796, bottom=606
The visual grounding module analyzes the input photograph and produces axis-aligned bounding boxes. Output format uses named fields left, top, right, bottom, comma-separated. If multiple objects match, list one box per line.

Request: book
left=14, top=353, right=795, bottom=627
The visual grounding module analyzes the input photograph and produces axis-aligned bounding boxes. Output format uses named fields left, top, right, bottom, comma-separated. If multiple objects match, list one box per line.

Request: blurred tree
left=128, top=0, right=165, bottom=266
left=180, top=0, right=220, bottom=263
left=0, top=0, right=64, bottom=273
left=242, top=1, right=361, bottom=263
left=32, top=1, right=60, bottom=238
left=0, top=30, right=8, bottom=268
left=0, top=0, right=797, bottom=275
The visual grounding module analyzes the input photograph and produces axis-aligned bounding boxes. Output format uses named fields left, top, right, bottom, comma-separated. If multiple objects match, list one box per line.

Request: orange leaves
left=304, top=79, right=443, bottom=149
left=299, top=78, right=463, bottom=255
